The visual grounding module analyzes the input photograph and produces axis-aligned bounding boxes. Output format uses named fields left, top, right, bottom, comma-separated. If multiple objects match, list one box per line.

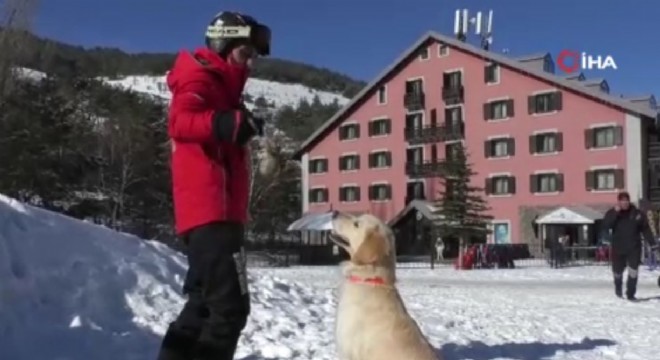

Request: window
left=528, top=92, right=562, bottom=114
left=484, top=138, right=514, bottom=158
left=405, top=79, right=424, bottom=94
left=585, top=126, right=623, bottom=149
left=530, top=132, right=563, bottom=154
left=309, top=188, right=328, bottom=203
left=377, top=85, right=387, bottom=105
left=369, top=184, right=392, bottom=201
left=444, top=178, right=458, bottom=201
left=445, top=107, right=463, bottom=126
left=406, top=147, right=424, bottom=164
left=339, top=186, right=360, bottom=202
left=484, top=63, right=500, bottom=84
left=338, top=123, right=360, bottom=140
left=445, top=142, right=461, bottom=162
left=438, top=44, right=449, bottom=57
left=443, top=71, right=462, bottom=88
left=586, top=169, right=624, bottom=191
left=530, top=173, right=564, bottom=193
left=368, top=118, right=391, bottom=137
left=419, top=47, right=429, bottom=60
left=369, top=151, right=392, bottom=168
left=485, top=175, right=516, bottom=195
left=309, top=158, right=328, bottom=174
left=339, top=154, right=360, bottom=171
left=406, top=181, right=425, bottom=202
left=484, top=100, right=514, bottom=120
left=405, top=112, right=423, bottom=129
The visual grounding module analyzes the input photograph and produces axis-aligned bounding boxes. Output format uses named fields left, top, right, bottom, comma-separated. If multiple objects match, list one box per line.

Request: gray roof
left=582, top=78, right=606, bottom=86
left=515, top=52, right=549, bottom=62
left=294, top=31, right=657, bottom=159
left=535, top=205, right=604, bottom=224
left=561, top=72, right=586, bottom=81
left=388, top=200, right=439, bottom=226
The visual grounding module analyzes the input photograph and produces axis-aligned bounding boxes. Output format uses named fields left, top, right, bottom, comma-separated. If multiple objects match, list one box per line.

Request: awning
left=388, top=200, right=440, bottom=227
left=287, top=211, right=334, bottom=231
left=535, top=205, right=604, bottom=225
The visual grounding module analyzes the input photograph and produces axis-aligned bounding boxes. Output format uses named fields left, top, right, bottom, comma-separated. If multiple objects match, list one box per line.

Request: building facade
left=294, top=31, right=659, bottom=250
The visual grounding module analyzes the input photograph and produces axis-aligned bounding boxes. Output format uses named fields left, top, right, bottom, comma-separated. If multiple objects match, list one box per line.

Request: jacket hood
left=166, top=48, right=249, bottom=102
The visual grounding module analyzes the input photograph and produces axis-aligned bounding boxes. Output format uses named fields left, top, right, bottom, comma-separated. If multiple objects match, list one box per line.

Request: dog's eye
left=353, top=221, right=359, bottom=228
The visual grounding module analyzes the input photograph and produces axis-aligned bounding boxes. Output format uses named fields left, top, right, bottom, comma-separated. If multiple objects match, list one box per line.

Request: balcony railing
left=405, top=160, right=462, bottom=178
left=404, top=122, right=465, bottom=144
left=404, top=91, right=425, bottom=111
left=442, top=85, right=464, bottom=105
left=650, top=186, right=660, bottom=203
left=649, top=142, right=660, bottom=159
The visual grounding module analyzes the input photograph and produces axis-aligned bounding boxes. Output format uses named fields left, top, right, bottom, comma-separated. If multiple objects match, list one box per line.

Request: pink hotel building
left=292, top=31, right=659, bottom=255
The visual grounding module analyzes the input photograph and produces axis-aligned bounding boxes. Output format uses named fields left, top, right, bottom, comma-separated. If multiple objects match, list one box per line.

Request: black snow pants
left=611, top=248, right=642, bottom=298
left=157, top=222, right=250, bottom=360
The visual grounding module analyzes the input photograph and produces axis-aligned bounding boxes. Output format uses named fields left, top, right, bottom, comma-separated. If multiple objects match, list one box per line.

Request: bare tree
left=0, top=0, right=40, bottom=99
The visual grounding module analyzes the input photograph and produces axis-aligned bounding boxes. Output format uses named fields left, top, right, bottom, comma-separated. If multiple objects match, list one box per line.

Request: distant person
left=157, top=11, right=271, bottom=360
left=602, top=192, right=658, bottom=300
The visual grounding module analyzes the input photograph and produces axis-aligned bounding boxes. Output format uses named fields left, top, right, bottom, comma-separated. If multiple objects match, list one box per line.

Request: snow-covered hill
left=103, top=75, right=350, bottom=110
left=16, top=67, right=350, bottom=111
left=0, top=193, right=335, bottom=360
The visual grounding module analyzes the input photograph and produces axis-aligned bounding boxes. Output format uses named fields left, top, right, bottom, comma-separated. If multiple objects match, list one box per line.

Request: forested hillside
left=10, top=29, right=365, bottom=98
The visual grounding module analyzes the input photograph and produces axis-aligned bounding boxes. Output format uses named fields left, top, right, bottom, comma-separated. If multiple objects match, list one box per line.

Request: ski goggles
left=206, top=22, right=271, bottom=56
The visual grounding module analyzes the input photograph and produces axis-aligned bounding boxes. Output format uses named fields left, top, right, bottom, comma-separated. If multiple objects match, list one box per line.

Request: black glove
left=212, top=107, right=265, bottom=145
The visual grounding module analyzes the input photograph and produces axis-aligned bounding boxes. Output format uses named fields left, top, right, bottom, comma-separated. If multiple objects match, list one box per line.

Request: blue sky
left=36, top=0, right=659, bottom=97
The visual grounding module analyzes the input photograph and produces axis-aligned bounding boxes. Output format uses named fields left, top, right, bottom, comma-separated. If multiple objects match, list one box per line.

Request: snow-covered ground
left=2, top=193, right=660, bottom=360
left=102, top=75, right=350, bottom=109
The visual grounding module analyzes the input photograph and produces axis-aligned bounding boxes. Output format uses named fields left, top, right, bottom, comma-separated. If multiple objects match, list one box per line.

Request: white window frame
left=438, top=43, right=449, bottom=57
left=485, top=62, right=501, bottom=85
left=376, top=85, right=387, bottom=105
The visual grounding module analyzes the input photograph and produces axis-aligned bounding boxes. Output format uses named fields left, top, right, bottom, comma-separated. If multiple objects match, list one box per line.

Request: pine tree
left=433, top=142, right=492, bottom=268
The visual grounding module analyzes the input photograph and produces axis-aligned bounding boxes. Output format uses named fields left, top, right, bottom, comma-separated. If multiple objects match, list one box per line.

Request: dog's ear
left=352, top=227, right=389, bottom=265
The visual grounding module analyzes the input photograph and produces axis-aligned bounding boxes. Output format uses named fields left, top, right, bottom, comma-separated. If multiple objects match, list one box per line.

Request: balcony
left=650, top=186, right=660, bottom=203
left=442, top=86, right=464, bottom=105
left=649, top=142, right=660, bottom=159
left=404, top=122, right=465, bottom=145
left=405, top=160, right=462, bottom=178
left=404, top=91, right=425, bottom=111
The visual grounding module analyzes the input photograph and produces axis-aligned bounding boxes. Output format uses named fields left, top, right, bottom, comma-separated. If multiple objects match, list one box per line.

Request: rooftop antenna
left=454, top=9, right=494, bottom=50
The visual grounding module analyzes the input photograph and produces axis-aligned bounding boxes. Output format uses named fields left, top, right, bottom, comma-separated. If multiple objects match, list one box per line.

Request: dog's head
left=329, top=211, right=395, bottom=266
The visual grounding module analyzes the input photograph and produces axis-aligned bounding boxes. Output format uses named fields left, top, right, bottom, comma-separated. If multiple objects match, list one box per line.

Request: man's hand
left=614, top=204, right=621, bottom=212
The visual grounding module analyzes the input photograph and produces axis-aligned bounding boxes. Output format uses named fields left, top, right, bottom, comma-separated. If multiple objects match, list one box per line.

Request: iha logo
left=556, top=50, right=618, bottom=73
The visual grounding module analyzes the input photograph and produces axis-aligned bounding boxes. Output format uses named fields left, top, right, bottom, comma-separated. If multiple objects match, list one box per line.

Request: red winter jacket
left=166, top=48, right=252, bottom=235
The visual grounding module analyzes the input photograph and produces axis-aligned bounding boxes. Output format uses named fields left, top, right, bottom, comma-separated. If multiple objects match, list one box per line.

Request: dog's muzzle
left=329, top=232, right=349, bottom=247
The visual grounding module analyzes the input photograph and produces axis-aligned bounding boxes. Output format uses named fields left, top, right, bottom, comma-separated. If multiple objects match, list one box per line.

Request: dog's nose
left=331, top=210, right=339, bottom=219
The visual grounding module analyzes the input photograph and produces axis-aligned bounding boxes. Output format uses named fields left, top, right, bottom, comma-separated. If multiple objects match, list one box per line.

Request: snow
left=14, top=66, right=351, bottom=111
left=102, top=75, right=350, bottom=109
left=2, top=193, right=660, bottom=360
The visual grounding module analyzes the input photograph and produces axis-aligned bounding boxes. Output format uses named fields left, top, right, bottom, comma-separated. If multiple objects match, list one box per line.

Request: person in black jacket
left=602, top=192, right=658, bottom=300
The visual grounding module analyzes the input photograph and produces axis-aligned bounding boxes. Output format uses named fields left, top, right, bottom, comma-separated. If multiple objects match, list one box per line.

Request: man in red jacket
left=157, top=11, right=270, bottom=360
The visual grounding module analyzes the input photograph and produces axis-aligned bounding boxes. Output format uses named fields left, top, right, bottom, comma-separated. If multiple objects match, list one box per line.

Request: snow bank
left=0, top=194, right=336, bottom=359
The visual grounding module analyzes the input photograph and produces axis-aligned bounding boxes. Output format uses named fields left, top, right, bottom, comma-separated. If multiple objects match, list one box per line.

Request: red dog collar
left=347, top=275, right=387, bottom=286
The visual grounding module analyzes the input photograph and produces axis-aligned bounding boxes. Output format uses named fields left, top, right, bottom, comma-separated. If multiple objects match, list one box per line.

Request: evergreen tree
left=433, top=142, right=492, bottom=267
